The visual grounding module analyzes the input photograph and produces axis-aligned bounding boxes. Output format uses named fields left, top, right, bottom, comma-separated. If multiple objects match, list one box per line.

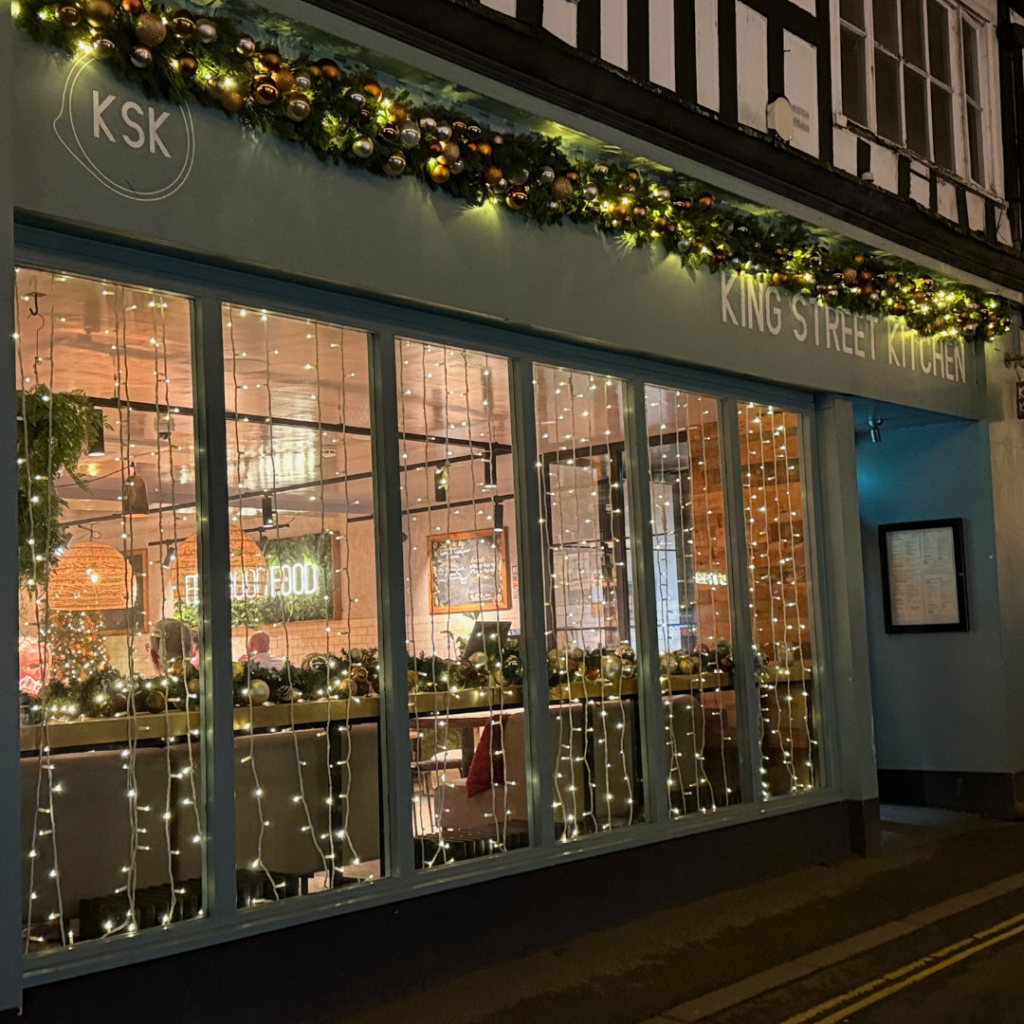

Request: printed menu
left=886, top=526, right=959, bottom=627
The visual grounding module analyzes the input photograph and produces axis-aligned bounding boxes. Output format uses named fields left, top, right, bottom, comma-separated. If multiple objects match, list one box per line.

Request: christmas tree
left=47, top=610, right=111, bottom=684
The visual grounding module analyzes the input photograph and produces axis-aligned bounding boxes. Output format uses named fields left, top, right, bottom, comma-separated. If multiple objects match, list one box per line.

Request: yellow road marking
left=778, top=911, right=1024, bottom=1024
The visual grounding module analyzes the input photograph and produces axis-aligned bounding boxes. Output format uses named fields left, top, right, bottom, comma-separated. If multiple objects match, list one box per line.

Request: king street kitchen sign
left=53, top=55, right=195, bottom=202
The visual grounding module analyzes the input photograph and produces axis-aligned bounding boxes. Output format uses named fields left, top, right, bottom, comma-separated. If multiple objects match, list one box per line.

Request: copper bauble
left=474, top=141, right=491, bottom=158
left=483, top=165, right=504, bottom=186
left=168, top=7, right=194, bottom=38
left=272, top=68, right=297, bottom=93
left=221, top=91, right=244, bottom=112
left=842, top=267, right=858, bottom=286
left=284, top=92, right=311, bottom=121
left=259, top=48, right=281, bottom=70
left=450, top=117, right=467, bottom=135
left=697, top=192, right=714, bottom=206
left=466, top=121, right=481, bottom=139
left=135, top=11, right=166, bottom=47
left=83, top=0, right=114, bottom=26
left=57, top=3, right=82, bottom=27
left=252, top=77, right=279, bottom=105
left=506, top=186, right=528, bottom=210
left=120, top=0, right=142, bottom=13
left=362, top=79, right=382, bottom=99
left=429, top=161, right=450, bottom=183
left=551, top=175, right=573, bottom=200
left=318, top=58, right=340, bottom=80
left=175, top=52, right=198, bottom=78
left=93, top=36, right=116, bottom=58
left=384, top=153, right=406, bottom=176
left=390, top=102, right=408, bottom=124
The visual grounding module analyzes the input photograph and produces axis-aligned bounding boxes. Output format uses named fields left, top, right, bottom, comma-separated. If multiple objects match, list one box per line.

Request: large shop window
left=223, top=306, right=382, bottom=899
left=15, top=270, right=204, bottom=949
left=644, top=387, right=741, bottom=815
left=397, top=339, right=526, bottom=866
left=534, top=366, right=641, bottom=839
left=737, top=404, right=820, bottom=797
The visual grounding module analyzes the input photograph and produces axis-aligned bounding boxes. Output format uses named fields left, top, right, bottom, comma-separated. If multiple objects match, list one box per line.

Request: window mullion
left=368, top=327, right=415, bottom=879
left=192, top=293, right=238, bottom=923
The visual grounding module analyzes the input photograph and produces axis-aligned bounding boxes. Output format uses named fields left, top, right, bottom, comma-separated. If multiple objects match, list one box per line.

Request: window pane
left=904, top=67, right=930, bottom=156
left=875, top=49, right=903, bottom=142
left=967, top=103, right=984, bottom=183
left=873, top=0, right=900, bottom=52
left=398, top=339, right=527, bottom=867
left=224, top=307, right=382, bottom=900
left=931, top=84, right=955, bottom=170
left=841, top=27, right=869, bottom=126
left=926, top=0, right=950, bottom=84
left=15, top=270, right=203, bottom=948
left=962, top=20, right=981, bottom=101
left=840, top=0, right=865, bottom=28
left=535, top=365, right=641, bottom=839
left=645, top=387, right=741, bottom=816
left=902, top=0, right=926, bottom=67
left=736, top=404, right=819, bottom=797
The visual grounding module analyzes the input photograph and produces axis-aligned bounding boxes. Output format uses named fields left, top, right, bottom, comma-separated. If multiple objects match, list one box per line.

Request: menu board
left=429, top=529, right=510, bottom=615
left=880, top=520, right=968, bottom=632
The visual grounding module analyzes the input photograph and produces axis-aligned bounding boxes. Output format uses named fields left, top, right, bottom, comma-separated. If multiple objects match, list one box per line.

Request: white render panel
left=601, top=0, right=630, bottom=70
left=649, top=0, right=676, bottom=89
left=736, top=2, right=768, bottom=131
left=543, top=0, right=578, bottom=46
left=481, top=0, right=517, bottom=15
left=909, top=169, right=929, bottom=206
left=966, top=191, right=986, bottom=232
left=936, top=180, right=958, bottom=222
left=694, top=0, right=720, bottom=111
left=783, top=31, right=818, bottom=157
left=869, top=142, right=899, bottom=194
left=997, top=211, right=1011, bottom=244
left=832, top=127, right=858, bottom=174
left=788, top=0, right=816, bottom=11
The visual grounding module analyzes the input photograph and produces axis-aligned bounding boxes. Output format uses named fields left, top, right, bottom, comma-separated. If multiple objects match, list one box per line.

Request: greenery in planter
left=16, top=386, right=102, bottom=587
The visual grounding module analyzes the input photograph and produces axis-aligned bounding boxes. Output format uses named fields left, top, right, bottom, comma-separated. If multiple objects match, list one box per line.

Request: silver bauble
left=435, top=122, right=452, bottom=141
left=538, top=165, right=556, bottom=184
left=594, top=162, right=610, bottom=175
left=248, top=680, right=270, bottom=706
left=584, top=184, right=599, bottom=200
left=419, top=116, right=438, bottom=134
left=654, top=185, right=672, bottom=201
left=294, top=70, right=313, bottom=92
left=349, top=647, right=364, bottom=664
left=469, top=651, right=489, bottom=671
left=490, top=177, right=508, bottom=194
left=571, top=648, right=585, bottom=663
left=508, top=167, right=529, bottom=186
left=659, top=653, right=679, bottom=675
left=547, top=648, right=560, bottom=665
left=399, top=123, right=422, bottom=149
left=93, top=36, right=116, bottom=59
left=284, top=93, right=311, bottom=122
left=352, top=136, right=374, bottom=159
left=130, top=44, right=154, bottom=68
left=384, top=153, right=407, bottom=176
left=236, top=34, right=256, bottom=56
left=195, top=18, right=217, bottom=43
left=547, top=201, right=560, bottom=213
left=448, top=159, right=465, bottom=175
left=346, top=89, right=366, bottom=109
left=621, top=661, right=636, bottom=679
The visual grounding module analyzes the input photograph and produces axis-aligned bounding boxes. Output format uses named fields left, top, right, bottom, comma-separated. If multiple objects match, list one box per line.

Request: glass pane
left=645, top=387, right=740, bottom=816
left=875, top=49, right=903, bottom=141
left=840, top=0, right=865, bottom=28
left=926, top=0, right=950, bottom=84
left=904, top=67, right=930, bottom=156
left=931, top=84, right=955, bottom=170
left=841, top=28, right=869, bottom=126
left=15, top=270, right=203, bottom=948
left=967, top=103, right=984, bottom=183
left=223, top=306, right=381, bottom=902
left=535, top=365, right=641, bottom=840
left=873, top=0, right=900, bottom=52
left=736, top=404, right=819, bottom=798
left=397, top=339, right=527, bottom=867
left=902, top=0, right=926, bottom=67
left=962, top=20, right=980, bottom=101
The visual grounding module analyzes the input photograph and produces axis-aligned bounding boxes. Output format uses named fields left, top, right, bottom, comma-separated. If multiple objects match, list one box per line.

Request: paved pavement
left=336, top=806, right=1024, bottom=1024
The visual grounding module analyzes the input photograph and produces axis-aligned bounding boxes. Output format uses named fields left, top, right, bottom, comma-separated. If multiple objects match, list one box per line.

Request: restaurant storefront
left=0, top=0, right=1018, bottom=1016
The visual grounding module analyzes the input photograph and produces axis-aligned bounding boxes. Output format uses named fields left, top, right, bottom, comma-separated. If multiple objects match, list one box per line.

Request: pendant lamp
left=122, top=462, right=150, bottom=516
left=48, top=541, right=135, bottom=611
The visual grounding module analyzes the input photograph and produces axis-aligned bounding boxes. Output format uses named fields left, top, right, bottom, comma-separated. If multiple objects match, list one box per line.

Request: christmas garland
left=16, top=0, right=1013, bottom=340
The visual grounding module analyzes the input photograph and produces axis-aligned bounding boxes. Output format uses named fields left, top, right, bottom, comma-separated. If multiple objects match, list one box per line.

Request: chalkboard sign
left=429, top=529, right=510, bottom=615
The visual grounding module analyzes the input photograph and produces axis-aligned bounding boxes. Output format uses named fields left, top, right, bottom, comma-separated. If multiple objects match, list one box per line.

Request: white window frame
left=835, top=0, right=994, bottom=190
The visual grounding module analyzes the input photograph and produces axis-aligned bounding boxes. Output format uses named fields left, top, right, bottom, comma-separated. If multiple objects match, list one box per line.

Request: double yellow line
left=778, top=910, right=1024, bottom=1024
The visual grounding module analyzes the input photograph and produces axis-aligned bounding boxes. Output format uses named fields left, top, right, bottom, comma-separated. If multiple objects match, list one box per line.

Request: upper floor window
left=839, top=0, right=988, bottom=185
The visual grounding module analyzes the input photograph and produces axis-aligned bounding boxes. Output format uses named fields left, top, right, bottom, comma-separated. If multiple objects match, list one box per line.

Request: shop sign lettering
left=720, top=273, right=968, bottom=385
left=53, top=56, right=194, bottom=201
left=182, top=562, right=322, bottom=605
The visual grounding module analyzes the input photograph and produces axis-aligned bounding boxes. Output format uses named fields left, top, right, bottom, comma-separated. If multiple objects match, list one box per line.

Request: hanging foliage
left=16, top=0, right=1013, bottom=341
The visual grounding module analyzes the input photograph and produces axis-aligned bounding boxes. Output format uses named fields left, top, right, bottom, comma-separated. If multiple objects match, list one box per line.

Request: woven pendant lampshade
left=172, top=525, right=268, bottom=594
left=48, top=541, right=135, bottom=611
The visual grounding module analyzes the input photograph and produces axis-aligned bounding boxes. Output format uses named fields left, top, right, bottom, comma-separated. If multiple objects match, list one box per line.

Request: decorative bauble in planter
left=83, top=0, right=114, bottom=26
left=247, top=680, right=270, bottom=706
left=284, top=92, right=311, bottom=122
left=195, top=18, right=217, bottom=44
left=135, top=11, right=166, bottom=48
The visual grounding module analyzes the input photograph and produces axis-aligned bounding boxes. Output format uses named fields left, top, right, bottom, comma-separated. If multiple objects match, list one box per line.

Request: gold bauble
left=135, top=11, right=167, bottom=48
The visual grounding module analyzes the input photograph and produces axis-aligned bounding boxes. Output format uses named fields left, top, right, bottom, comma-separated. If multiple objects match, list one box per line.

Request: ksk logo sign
left=53, top=55, right=195, bottom=201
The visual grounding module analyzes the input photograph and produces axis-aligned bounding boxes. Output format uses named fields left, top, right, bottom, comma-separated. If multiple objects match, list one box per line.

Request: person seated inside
left=149, top=618, right=193, bottom=674
left=243, top=630, right=285, bottom=671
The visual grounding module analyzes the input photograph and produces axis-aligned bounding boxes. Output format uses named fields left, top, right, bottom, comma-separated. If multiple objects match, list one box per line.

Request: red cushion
left=464, top=718, right=507, bottom=798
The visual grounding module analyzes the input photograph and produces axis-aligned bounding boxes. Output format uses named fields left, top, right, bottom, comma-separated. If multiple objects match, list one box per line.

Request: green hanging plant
left=16, top=386, right=102, bottom=586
